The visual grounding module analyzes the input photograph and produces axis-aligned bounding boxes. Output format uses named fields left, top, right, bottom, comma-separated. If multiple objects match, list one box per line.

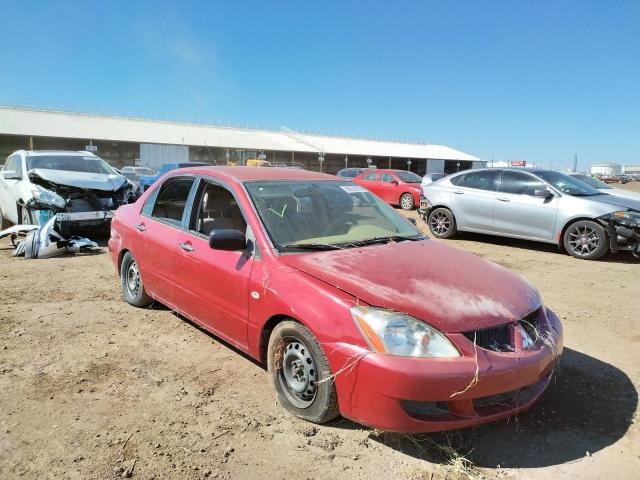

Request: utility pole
left=573, top=154, right=578, bottom=172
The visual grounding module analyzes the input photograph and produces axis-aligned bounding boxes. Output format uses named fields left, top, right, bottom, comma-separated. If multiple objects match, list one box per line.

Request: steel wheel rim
left=126, top=261, right=141, bottom=296
left=401, top=195, right=413, bottom=209
left=568, top=225, right=600, bottom=256
left=277, top=339, right=318, bottom=408
left=430, top=211, right=451, bottom=235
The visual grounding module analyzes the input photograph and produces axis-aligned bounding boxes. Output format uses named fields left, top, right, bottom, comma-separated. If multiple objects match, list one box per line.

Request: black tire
left=428, top=207, right=458, bottom=239
left=399, top=193, right=415, bottom=210
left=267, top=320, right=340, bottom=424
left=563, top=220, right=609, bottom=260
left=120, top=251, right=153, bottom=307
left=17, top=204, right=33, bottom=225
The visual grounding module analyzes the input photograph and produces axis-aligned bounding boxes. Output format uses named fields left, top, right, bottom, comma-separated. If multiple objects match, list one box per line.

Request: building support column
left=29, top=136, right=34, bottom=150
left=388, top=156, right=392, bottom=169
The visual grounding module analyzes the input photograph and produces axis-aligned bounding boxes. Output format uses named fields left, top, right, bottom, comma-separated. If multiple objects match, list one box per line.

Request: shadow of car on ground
left=365, top=347, right=637, bottom=469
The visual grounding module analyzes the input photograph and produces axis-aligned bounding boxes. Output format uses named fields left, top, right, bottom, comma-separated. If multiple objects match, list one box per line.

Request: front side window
left=381, top=173, right=395, bottom=183
left=191, top=182, right=246, bottom=236
left=245, top=180, right=422, bottom=250
left=26, top=155, right=116, bottom=175
left=4, top=156, right=22, bottom=177
left=500, top=171, right=546, bottom=196
left=451, top=170, right=498, bottom=191
left=150, top=177, right=195, bottom=226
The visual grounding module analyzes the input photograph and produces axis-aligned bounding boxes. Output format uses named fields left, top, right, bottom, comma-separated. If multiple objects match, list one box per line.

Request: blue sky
left=1, top=1, right=638, bottom=168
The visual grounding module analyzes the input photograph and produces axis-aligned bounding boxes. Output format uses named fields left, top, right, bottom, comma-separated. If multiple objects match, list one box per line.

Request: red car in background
left=108, top=166, right=563, bottom=433
left=353, top=169, right=423, bottom=210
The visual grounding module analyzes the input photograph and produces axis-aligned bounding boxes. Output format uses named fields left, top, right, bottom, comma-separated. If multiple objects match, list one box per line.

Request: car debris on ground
left=0, top=215, right=99, bottom=259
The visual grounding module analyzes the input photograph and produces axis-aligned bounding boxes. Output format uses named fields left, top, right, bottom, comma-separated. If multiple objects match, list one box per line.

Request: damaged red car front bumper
left=327, top=308, right=563, bottom=433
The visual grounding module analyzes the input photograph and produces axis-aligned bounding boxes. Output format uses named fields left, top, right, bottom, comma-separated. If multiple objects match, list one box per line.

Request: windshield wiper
left=346, top=235, right=422, bottom=247
left=280, top=242, right=343, bottom=251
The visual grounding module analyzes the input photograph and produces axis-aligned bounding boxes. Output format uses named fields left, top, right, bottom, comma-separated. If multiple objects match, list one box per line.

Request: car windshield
left=26, top=155, right=116, bottom=175
left=395, top=171, right=422, bottom=183
left=245, top=180, right=423, bottom=250
left=536, top=171, right=601, bottom=196
left=571, top=174, right=612, bottom=190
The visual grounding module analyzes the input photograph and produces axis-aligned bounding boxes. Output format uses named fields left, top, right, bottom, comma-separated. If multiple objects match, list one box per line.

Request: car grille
left=463, top=308, right=542, bottom=352
left=463, top=324, right=512, bottom=352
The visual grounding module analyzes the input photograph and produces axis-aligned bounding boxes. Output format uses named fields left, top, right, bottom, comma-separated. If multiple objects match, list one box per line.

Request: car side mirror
left=407, top=217, right=417, bottom=226
left=534, top=188, right=553, bottom=199
left=2, top=170, right=21, bottom=180
left=391, top=180, right=399, bottom=186
left=209, top=229, right=247, bottom=251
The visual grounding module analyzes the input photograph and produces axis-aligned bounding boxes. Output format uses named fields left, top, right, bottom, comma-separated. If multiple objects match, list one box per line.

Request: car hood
left=584, top=193, right=640, bottom=212
left=281, top=240, right=541, bottom=333
left=29, top=169, right=127, bottom=191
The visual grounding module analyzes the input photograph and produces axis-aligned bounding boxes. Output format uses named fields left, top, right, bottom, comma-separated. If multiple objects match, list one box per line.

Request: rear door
left=174, top=178, right=253, bottom=349
left=355, top=171, right=381, bottom=197
left=134, top=175, right=197, bottom=308
left=450, top=170, right=499, bottom=231
left=494, top=170, right=559, bottom=240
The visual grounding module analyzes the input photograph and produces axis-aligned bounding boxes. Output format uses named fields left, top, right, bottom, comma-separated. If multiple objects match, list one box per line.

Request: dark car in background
left=139, top=162, right=209, bottom=192
left=336, top=167, right=369, bottom=180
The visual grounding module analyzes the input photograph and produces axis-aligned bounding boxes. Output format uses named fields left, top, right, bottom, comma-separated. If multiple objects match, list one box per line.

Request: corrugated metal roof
left=0, top=106, right=480, bottom=161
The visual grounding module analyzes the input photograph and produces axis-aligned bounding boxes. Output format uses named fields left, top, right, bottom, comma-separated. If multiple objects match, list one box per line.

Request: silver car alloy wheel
left=430, top=210, right=451, bottom=235
left=567, top=224, right=600, bottom=256
left=401, top=195, right=413, bottom=209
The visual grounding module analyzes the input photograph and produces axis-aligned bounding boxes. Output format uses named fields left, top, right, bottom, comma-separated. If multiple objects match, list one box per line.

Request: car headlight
left=611, top=210, right=640, bottom=223
left=350, top=306, right=460, bottom=357
left=31, top=187, right=66, bottom=209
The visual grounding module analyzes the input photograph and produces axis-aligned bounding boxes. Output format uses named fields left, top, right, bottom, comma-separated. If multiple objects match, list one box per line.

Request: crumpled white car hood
left=29, top=168, right=127, bottom=191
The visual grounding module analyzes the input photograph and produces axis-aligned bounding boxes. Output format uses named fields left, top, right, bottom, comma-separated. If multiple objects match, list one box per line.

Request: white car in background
left=0, top=150, right=136, bottom=234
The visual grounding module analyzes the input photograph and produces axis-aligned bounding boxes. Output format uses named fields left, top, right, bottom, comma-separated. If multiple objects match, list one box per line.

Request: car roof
left=172, top=166, right=341, bottom=183
left=19, top=150, right=98, bottom=157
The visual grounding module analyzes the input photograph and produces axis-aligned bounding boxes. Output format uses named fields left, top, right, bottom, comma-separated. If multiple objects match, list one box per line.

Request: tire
left=428, top=207, right=458, bottom=239
left=563, top=220, right=609, bottom=260
left=400, top=193, right=415, bottom=210
left=120, top=251, right=153, bottom=307
left=267, top=320, right=340, bottom=424
left=17, top=204, right=33, bottom=225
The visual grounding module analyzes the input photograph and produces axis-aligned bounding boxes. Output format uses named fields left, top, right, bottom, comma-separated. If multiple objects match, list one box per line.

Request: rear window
left=450, top=170, right=498, bottom=191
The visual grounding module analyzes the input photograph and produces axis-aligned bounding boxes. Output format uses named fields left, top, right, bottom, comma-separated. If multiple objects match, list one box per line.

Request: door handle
left=136, top=223, right=146, bottom=232
left=497, top=197, right=511, bottom=202
left=178, top=242, right=194, bottom=252
left=453, top=190, right=464, bottom=195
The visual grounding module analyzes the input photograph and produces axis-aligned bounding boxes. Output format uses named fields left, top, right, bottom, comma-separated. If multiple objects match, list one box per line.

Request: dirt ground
left=1, top=183, right=639, bottom=480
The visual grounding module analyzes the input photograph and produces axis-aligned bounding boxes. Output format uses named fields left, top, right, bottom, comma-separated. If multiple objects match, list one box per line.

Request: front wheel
left=428, top=207, right=458, bottom=239
left=400, top=193, right=415, bottom=210
left=563, top=220, right=608, bottom=260
left=267, top=321, right=339, bottom=424
left=120, top=251, right=153, bottom=307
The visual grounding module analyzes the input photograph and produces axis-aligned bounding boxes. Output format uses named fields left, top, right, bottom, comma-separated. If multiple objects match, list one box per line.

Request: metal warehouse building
left=0, top=106, right=484, bottom=175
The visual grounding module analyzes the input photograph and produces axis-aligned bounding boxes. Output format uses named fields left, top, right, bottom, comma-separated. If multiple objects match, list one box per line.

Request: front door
left=378, top=172, right=399, bottom=203
left=0, top=155, right=24, bottom=224
left=494, top=170, right=559, bottom=240
left=174, top=179, right=252, bottom=350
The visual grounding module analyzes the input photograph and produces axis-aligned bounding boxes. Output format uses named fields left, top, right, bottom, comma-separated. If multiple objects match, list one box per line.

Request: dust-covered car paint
left=109, top=166, right=562, bottom=433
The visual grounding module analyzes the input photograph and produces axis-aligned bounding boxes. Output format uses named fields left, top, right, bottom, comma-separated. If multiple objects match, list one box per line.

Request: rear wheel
left=120, top=251, right=153, bottom=307
left=267, top=321, right=339, bottom=424
left=400, top=193, right=415, bottom=210
left=428, top=207, right=458, bottom=239
left=563, top=220, right=608, bottom=260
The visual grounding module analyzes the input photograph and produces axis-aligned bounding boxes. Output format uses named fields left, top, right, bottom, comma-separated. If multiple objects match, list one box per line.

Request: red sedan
left=108, top=166, right=563, bottom=432
left=352, top=169, right=423, bottom=210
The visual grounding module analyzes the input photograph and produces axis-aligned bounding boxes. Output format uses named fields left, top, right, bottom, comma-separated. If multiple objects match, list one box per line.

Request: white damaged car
left=0, top=150, right=137, bottom=235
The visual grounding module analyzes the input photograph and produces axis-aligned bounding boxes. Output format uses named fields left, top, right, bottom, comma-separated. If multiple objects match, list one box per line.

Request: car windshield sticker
left=340, top=185, right=368, bottom=193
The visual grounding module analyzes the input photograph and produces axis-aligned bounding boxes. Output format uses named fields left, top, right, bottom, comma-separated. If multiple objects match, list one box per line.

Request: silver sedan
left=420, top=168, right=640, bottom=260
